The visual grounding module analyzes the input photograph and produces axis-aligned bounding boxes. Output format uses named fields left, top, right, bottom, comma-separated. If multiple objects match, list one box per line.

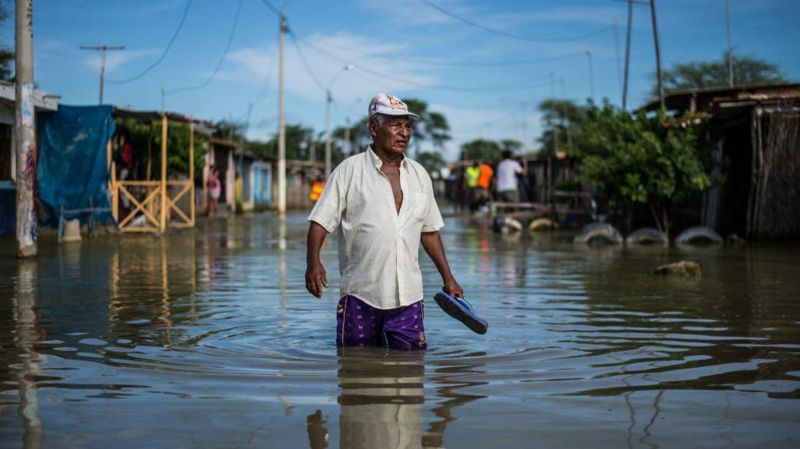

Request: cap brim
left=378, top=110, right=420, bottom=119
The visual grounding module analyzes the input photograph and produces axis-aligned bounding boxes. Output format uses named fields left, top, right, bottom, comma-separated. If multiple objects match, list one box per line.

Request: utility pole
left=725, top=0, right=734, bottom=87
left=622, top=0, right=633, bottom=111
left=15, top=0, right=36, bottom=258
left=80, top=44, right=124, bottom=104
left=324, top=89, right=332, bottom=177
left=344, top=117, right=351, bottom=156
left=324, top=64, right=353, bottom=178
left=649, top=0, right=665, bottom=110
left=613, top=21, right=623, bottom=105
left=277, top=12, right=287, bottom=214
left=585, top=50, right=594, bottom=101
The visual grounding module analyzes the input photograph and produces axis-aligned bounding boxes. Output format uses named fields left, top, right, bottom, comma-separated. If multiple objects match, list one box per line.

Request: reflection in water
left=0, top=213, right=798, bottom=448
left=13, top=261, right=43, bottom=449
left=336, top=349, right=425, bottom=449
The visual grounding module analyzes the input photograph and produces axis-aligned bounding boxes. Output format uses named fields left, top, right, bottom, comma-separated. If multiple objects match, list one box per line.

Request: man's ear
left=368, top=119, right=377, bottom=137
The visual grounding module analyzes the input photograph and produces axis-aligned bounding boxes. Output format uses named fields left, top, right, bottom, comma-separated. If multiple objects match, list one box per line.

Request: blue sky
left=10, top=0, right=800, bottom=160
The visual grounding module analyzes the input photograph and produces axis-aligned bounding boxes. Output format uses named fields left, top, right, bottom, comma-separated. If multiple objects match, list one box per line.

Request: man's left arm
left=421, top=231, right=463, bottom=297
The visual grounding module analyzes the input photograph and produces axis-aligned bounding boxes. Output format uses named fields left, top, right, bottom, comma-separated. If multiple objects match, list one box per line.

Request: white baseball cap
left=368, top=93, right=420, bottom=119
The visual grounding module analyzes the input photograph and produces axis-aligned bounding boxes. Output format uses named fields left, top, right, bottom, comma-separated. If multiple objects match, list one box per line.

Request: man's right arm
left=305, top=221, right=329, bottom=298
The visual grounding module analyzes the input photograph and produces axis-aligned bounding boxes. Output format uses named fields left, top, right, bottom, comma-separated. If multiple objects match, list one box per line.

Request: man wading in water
left=305, top=93, right=463, bottom=350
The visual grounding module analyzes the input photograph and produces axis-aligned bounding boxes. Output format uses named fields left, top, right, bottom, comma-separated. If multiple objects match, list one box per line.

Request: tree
left=416, top=151, right=446, bottom=176
left=572, top=102, right=712, bottom=234
left=116, top=118, right=208, bottom=179
left=537, top=99, right=586, bottom=155
left=499, top=139, right=523, bottom=154
left=459, top=139, right=503, bottom=162
left=0, top=3, right=12, bottom=80
left=655, top=54, right=787, bottom=96
left=403, top=99, right=451, bottom=151
left=210, top=119, right=247, bottom=141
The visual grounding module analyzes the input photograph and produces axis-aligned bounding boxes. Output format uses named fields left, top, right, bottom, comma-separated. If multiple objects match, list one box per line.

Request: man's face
left=371, top=115, right=412, bottom=156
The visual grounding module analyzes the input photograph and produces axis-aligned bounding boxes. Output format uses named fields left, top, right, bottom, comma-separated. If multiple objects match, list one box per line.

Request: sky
left=8, top=0, right=800, bottom=161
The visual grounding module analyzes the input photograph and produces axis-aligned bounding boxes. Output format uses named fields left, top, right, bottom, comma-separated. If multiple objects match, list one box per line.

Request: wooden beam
left=189, top=117, right=195, bottom=226
left=160, top=114, right=168, bottom=231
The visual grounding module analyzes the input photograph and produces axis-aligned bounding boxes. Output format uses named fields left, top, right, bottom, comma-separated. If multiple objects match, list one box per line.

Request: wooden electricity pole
left=15, top=0, right=37, bottom=258
left=80, top=44, right=124, bottom=104
left=649, top=0, right=665, bottom=110
left=277, top=12, right=287, bottom=214
left=622, top=0, right=634, bottom=111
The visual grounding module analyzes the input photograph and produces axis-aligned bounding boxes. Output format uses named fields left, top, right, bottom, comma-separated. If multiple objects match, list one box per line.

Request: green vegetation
left=655, top=53, right=788, bottom=96
left=416, top=151, right=446, bottom=176
left=537, top=99, right=586, bottom=156
left=459, top=138, right=522, bottom=162
left=570, top=102, right=711, bottom=234
left=115, top=118, right=208, bottom=178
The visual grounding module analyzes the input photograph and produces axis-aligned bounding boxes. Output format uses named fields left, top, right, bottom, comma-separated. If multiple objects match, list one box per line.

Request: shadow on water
left=1, top=212, right=799, bottom=448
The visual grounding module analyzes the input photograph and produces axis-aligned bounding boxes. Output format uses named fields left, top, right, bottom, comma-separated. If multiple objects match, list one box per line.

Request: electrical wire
left=293, top=32, right=587, bottom=67
left=107, top=0, right=194, bottom=84
left=421, top=0, right=610, bottom=43
left=288, top=33, right=327, bottom=93
left=291, top=31, right=553, bottom=93
left=165, top=0, right=245, bottom=95
left=259, top=0, right=282, bottom=18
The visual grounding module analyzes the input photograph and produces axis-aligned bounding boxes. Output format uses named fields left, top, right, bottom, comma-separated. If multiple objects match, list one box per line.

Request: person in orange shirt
left=474, top=161, right=493, bottom=210
left=309, top=175, right=326, bottom=203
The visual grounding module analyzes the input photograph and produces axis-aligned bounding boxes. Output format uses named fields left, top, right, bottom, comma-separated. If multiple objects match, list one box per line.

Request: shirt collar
left=368, top=145, right=408, bottom=170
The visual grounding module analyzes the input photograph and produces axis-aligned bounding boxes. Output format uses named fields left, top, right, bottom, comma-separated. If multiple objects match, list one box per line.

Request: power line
left=291, top=33, right=588, bottom=67
left=291, top=32, right=554, bottom=93
left=288, top=32, right=327, bottom=94
left=165, top=0, right=244, bottom=95
left=259, top=0, right=281, bottom=18
left=107, top=0, right=194, bottom=84
left=421, top=0, right=610, bottom=43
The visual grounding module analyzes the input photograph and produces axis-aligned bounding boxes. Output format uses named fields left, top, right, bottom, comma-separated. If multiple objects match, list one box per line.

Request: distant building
left=644, top=83, right=800, bottom=240
left=0, top=82, right=59, bottom=235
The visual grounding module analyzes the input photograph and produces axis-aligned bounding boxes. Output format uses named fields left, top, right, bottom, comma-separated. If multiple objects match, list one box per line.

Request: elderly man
left=305, top=93, right=463, bottom=350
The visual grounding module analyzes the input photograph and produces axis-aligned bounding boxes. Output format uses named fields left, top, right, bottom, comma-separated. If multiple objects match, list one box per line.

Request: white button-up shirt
left=308, top=146, right=444, bottom=310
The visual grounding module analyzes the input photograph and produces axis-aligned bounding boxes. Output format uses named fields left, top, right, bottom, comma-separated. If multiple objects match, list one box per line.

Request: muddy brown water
left=1, top=212, right=799, bottom=449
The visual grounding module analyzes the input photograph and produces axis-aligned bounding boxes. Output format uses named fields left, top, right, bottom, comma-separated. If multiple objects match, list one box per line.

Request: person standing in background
left=495, top=150, right=525, bottom=203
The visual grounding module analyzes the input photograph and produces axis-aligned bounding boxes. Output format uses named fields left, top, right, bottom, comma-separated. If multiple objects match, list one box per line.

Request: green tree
left=537, top=99, right=586, bottom=155
left=572, top=102, right=711, bottom=234
left=655, top=54, right=787, bottom=96
left=210, top=119, right=247, bottom=141
left=403, top=99, right=451, bottom=150
left=500, top=139, right=523, bottom=154
left=116, top=118, right=207, bottom=179
left=416, top=151, right=446, bottom=176
left=460, top=139, right=502, bottom=162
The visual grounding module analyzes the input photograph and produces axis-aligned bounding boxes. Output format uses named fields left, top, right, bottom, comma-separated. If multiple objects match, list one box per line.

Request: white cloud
left=222, top=32, right=439, bottom=103
left=83, top=49, right=160, bottom=73
left=489, top=6, right=623, bottom=27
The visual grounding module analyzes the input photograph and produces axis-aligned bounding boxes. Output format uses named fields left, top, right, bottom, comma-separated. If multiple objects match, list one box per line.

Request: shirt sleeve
left=308, top=165, right=347, bottom=233
left=422, top=173, right=445, bottom=233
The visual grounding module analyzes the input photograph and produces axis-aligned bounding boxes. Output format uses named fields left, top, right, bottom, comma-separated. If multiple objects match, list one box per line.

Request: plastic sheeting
left=37, top=105, right=116, bottom=227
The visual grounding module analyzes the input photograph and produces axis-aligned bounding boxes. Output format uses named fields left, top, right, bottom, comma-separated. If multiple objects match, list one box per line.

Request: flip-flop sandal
left=433, top=290, right=488, bottom=335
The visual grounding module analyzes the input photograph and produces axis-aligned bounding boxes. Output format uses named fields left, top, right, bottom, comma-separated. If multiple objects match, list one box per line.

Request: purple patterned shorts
left=336, top=295, right=426, bottom=350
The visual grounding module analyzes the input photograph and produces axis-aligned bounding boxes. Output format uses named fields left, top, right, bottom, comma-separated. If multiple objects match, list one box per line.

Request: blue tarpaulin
left=37, top=105, right=116, bottom=227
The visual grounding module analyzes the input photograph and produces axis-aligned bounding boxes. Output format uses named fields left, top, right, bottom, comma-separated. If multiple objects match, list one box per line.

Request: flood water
left=1, top=211, right=799, bottom=449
